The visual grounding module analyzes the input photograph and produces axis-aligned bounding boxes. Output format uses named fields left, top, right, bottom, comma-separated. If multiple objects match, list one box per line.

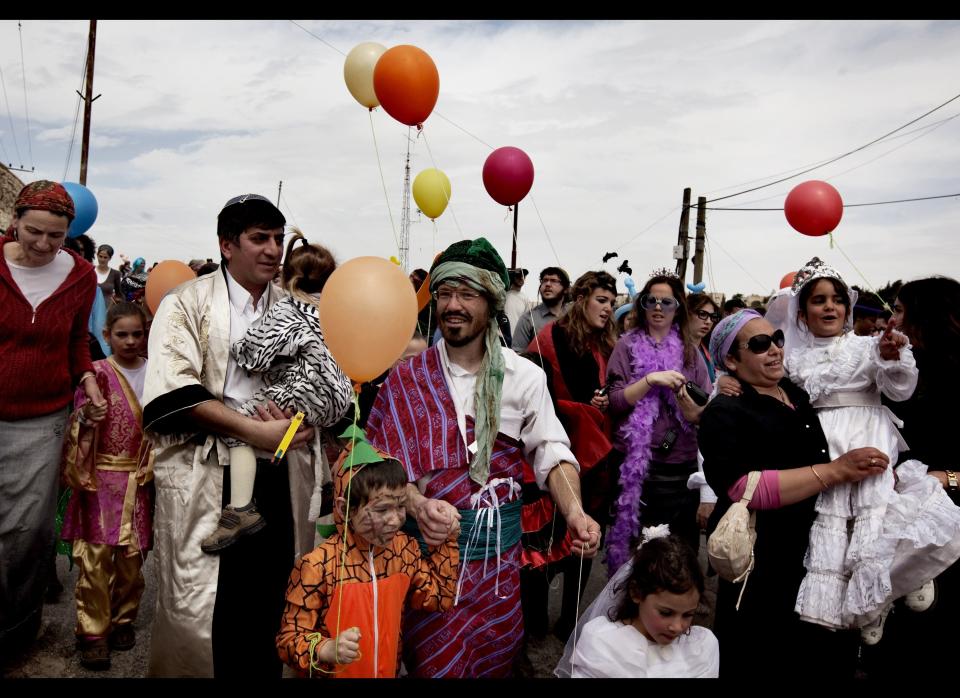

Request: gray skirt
left=0, top=407, right=69, bottom=645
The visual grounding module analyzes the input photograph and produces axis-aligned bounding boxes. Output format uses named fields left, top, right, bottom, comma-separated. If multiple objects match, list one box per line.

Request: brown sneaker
left=200, top=504, right=266, bottom=554
left=78, top=637, right=111, bottom=670
left=109, top=624, right=136, bottom=651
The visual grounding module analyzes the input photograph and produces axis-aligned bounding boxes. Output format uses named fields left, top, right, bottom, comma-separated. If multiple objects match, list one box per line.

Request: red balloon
left=482, top=147, right=535, bottom=206
left=372, top=45, right=440, bottom=127
left=779, top=271, right=797, bottom=289
left=784, top=180, right=843, bottom=237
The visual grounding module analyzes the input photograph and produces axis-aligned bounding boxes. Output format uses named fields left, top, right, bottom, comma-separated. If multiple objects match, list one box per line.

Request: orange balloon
left=415, top=272, right=432, bottom=312
left=145, top=260, right=196, bottom=314
left=779, top=271, right=797, bottom=289
left=373, top=45, right=440, bottom=127
left=319, top=257, right=418, bottom=382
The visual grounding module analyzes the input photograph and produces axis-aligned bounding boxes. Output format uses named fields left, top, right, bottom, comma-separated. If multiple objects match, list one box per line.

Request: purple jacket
left=606, top=333, right=712, bottom=463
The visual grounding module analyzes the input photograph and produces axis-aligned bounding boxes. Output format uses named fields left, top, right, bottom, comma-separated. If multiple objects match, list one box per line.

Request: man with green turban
left=366, top=237, right=600, bottom=677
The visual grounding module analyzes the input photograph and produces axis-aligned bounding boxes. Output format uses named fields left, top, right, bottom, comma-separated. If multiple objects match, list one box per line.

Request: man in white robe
left=142, top=195, right=317, bottom=677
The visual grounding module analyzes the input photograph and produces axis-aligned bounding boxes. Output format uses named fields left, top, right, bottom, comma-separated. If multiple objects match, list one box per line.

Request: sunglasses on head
left=639, top=294, right=679, bottom=311
left=695, top=309, right=720, bottom=323
left=738, top=328, right=785, bottom=354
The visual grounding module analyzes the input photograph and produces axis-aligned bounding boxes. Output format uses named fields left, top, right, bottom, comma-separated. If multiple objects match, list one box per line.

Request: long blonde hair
left=556, top=270, right=618, bottom=359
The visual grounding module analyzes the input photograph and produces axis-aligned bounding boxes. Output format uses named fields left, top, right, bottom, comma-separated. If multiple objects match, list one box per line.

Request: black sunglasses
left=738, top=328, right=785, bottom=354
left=695, top=309, right=720, bottom=323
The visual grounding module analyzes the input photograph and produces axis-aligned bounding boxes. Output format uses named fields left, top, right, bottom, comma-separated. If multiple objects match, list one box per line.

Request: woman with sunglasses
left=686, top=293, right=720, bottom=383
left=777, top=259, right=960, bottom=647
left=604, top=273, right=712, bottom=572
left=698, top=308, right=882, bottom=677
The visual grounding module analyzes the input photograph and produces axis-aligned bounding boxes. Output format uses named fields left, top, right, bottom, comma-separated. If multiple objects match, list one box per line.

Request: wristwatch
left=947, top=470, right=959, bottom=492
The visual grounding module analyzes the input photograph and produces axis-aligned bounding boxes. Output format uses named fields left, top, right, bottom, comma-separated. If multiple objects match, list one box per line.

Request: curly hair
left=555, top=270, right=618, bottom=359
left=609, top=534, right=704, bottom=623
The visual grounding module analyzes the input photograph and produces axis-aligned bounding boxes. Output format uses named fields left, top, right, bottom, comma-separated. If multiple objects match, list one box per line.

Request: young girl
left=556, top=524, right=719, bottom=678
left=780, top=258, right=960, bottom=642
left=201, top=229, right=354, bottom=553
left=61, top=302, right=154, bottom=670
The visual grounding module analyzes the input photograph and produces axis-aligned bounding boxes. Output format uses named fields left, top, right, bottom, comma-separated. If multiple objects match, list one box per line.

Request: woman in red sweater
left=0, top=180, right=103, bottom=657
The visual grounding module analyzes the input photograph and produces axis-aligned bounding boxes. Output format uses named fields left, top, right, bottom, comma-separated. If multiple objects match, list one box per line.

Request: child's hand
left=716, top=374, right=741, bottom=397
left=317, top=627, right=361, bottom=665
left=878, top=318, right=906, bottom=361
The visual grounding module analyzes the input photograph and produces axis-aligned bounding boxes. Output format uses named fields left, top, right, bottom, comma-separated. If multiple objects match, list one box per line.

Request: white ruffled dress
left=787, top=333, right=960, bottom=628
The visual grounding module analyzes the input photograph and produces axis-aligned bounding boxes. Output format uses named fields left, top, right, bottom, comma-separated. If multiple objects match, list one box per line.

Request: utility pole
left=510, top=204, right=519, bottom=269
left=674, top=188, right=692, bottom=281
left=398, top=130, right=413, bottom=271
left=277, top=180, right=282, bottom=206
left=692, top=196, right=706, bottom=285
left=78, top=20, right=100, bottom=186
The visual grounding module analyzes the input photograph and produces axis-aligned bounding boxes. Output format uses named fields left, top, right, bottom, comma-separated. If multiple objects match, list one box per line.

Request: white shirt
left=117, top=359, right=148, bottom=403
left=437, top=339, right=578, bottom=490
left=222, top=269, right=269, bottom=412
left=7, top=252, right=75, bottom=310
left=571, top=616, right=719, bottom=678
left=96, top=267, right=110, bottom=284
left=504, top=290, right=530, bottom=334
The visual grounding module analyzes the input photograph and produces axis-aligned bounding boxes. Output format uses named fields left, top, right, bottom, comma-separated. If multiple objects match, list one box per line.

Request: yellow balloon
left=389, top=256, right=401, bottom=265
left=344, top=42, right=388, bottom=109
left=319, top=257, right=418, bottom=383
left=412, top=168, right=452, bottom=220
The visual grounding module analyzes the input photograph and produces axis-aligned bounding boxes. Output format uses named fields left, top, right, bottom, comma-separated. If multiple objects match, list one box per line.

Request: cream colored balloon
left=344, top=42, right=388, bottom=109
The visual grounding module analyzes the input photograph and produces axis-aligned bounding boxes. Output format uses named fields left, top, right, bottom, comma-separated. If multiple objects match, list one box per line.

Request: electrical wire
left=0, top=59, right=23, bottom=167
left=288, top=20, right=346, bottom=57
left=18, top=21, right=33, bottom=168
left=705, top=193, right=960, bottom=211
left=62, top=39, right=88, bottom=180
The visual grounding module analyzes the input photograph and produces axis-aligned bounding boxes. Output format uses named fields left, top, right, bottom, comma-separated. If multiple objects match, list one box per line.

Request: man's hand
left=249, top=401, right=314, bottom=452
left=697, top=502, right=715, bottom=530
left=414, top=496, right=461, bottom=546
left=566, top=510, right=601, bottom=558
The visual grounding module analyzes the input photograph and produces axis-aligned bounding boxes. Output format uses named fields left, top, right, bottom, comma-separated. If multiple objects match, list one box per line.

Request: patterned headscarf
left=430, top=238, right=509, bottom=486
left=5, top=180, right=76, bottom=236
left=709, top=309, right=763, bottom=367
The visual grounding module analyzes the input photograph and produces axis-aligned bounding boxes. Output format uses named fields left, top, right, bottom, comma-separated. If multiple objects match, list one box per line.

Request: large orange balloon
left=373, top=45, right=440, bottom=127
left=145, top=260, right=196, bottom=314
left=779, top=271, right=797, bottom=289
left=319, top=257, right=418, bottom=382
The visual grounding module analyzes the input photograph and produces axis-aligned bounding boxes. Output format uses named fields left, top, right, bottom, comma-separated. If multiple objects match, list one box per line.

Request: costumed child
left=60, top=302, right=155, bottom=670
left=775, top=258, right=960, bottom=643
left=275, top=430, right=460, bottom=678
left=555, top=524, right=719, bottom=678
left=201, top=229, right=354, bottom=553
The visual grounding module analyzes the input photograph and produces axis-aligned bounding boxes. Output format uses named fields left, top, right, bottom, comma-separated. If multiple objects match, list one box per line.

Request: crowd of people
left=2, top=180, right=959, bottom=680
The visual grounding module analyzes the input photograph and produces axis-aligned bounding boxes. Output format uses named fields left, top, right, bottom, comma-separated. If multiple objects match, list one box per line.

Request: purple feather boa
left=606, top=326, right=689, bottom=573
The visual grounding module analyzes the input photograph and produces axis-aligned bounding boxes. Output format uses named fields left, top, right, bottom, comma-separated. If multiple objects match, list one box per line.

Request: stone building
left=0, top=163, right=25, bottom=231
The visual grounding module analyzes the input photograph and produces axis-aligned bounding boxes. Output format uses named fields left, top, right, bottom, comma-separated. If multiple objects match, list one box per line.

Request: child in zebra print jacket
left=201, top=229, right=354, bottom=554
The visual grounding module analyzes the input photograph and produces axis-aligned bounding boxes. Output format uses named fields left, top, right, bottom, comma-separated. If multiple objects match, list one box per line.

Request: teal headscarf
left=430, top=238, right=508, bottom=486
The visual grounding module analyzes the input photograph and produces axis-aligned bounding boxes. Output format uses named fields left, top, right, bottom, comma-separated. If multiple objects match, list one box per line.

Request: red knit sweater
left=0, top=237, right=96, bottom=420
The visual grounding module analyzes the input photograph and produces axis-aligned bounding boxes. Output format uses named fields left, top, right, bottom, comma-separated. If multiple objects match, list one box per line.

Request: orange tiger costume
left=276, top=444, right=458, bottom=678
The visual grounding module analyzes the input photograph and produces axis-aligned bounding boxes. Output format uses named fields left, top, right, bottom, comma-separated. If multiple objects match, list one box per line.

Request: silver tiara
left=791, top=257, right=844, bottom=295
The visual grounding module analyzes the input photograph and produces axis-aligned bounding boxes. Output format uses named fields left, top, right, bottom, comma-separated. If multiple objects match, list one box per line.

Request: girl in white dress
left=779, top=258, right=960, bottom=643
left=555, top=525, right=719, bottom=678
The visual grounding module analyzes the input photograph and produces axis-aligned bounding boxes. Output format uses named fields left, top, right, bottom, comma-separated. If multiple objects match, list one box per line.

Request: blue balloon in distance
left=687, top=282, right=706, bottom=293
left=62, top=181, right=98, bottom=238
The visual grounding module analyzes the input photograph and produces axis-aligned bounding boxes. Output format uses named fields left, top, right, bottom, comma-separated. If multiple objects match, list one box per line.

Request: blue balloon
left=62, top=181, right=98, bottom=238
left=623, top=276, right=637, bottom=299
left=687, top=282, right=706, bottom=293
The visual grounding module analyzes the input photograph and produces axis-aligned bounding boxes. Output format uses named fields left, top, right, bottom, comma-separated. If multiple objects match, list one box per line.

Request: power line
left=288, top=20, right=346, bottom=57
left=0, top=59, right=23, bottom=167
left=704, top=90, right=960, bottom=204
left=18, top=21, right=33, bottom=168
left=62, top=40, right=88, bottom=181
left=705, top=192, right=960, bottom=211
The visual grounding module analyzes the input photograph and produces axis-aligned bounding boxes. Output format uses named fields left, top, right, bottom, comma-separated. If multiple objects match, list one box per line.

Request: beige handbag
left=707, top=470, right=761, bottom=609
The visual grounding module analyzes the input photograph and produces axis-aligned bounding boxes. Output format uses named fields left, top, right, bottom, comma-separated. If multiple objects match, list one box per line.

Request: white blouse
left=571, top=616, right=719, bottom=678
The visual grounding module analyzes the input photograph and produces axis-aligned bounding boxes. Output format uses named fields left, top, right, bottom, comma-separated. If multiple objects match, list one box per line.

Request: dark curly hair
left=609, top=534, right=704, bottom=623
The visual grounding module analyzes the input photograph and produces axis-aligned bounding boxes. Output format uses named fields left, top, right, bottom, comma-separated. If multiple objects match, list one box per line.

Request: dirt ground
left=2, top=536, right=716, bottom=678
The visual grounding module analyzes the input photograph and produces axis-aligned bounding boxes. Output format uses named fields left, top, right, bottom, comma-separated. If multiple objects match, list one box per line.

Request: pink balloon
left=784, top=180, right=843, bottom=237
left=482, top=146, right=534, bottom=206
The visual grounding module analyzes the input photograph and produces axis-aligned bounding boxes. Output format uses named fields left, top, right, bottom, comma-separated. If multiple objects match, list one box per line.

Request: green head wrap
left=430, top=238, right=508, bottom=486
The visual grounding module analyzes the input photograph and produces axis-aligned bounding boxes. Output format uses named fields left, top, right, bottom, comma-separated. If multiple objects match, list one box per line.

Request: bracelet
left=644, top=375, right=652, bottom=388
left=79, top=371, right=96, bottom=385
left=810, top=465, right=828, bottom=491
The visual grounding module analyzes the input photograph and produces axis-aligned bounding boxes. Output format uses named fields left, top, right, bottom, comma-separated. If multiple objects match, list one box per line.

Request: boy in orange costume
left=276, top=427, right=459, bottom=678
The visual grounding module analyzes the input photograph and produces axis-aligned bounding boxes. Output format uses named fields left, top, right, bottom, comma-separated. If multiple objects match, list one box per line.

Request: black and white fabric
left=230, top=296, right=353, bottom=430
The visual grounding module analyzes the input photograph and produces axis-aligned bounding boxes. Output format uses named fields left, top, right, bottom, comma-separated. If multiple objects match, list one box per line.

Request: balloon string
left=528, top=195, right=563, bottom=266
left=369, top=110, right=402, bottom=257
left=420, top=128, right=464, bottom=239
left=832, top=239, right=894, bottom=314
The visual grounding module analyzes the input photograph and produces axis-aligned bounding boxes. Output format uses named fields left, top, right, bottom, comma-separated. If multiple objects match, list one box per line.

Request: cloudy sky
left=1, top=19, right=957, bottom=299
